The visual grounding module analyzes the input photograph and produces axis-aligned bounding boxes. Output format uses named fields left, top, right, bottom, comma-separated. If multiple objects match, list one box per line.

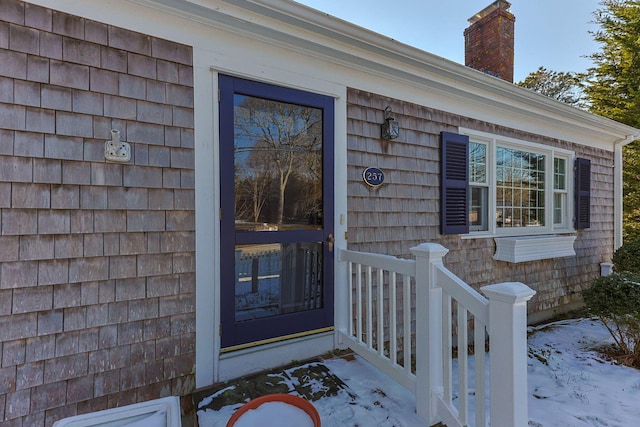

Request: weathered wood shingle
left=0, top=1, right=195, bottom=424
left=346, top=87, right=614, bottom=320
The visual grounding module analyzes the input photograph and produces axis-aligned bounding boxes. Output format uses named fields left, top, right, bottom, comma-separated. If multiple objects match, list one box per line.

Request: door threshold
left=221, top=327, right=334, bottom=354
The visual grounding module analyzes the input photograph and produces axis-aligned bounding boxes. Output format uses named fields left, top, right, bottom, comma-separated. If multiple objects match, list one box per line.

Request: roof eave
left=139, top=0, right=640, bottom=146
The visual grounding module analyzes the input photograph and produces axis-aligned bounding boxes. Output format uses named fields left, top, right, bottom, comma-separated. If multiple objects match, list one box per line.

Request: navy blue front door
left=219, top=75, right=335, bottom=349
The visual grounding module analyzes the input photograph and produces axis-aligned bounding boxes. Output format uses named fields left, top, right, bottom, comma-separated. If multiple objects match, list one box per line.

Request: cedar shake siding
left=346, top=88, right=614, bottom=320
left=0, top=1, right=195, bottom=424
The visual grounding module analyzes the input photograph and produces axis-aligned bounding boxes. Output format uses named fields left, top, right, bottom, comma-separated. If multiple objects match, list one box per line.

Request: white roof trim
left=133, top=0, right=639, bottom=147
left=84, top=0, right=636, bottom=148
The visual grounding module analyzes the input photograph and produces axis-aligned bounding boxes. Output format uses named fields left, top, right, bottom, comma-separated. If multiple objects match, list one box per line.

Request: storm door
left=219, top=75, right=335, bottom=349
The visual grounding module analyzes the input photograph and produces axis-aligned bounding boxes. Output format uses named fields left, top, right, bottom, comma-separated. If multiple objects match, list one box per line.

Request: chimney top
left=468, top=0, right=512, bottom=24
left=464, top=0, right=515, bottom=82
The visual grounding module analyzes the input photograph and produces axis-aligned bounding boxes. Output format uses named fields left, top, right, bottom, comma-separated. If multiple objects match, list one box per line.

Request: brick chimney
left=464, top=0, right=515, bottom=82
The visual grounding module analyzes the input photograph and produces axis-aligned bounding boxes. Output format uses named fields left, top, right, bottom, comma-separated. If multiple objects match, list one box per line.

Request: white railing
left=338, top=243, right=535, bottom=427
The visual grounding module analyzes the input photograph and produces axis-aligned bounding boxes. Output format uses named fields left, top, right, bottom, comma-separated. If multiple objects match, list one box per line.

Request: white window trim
left=460, top=128, right=576, bottom=240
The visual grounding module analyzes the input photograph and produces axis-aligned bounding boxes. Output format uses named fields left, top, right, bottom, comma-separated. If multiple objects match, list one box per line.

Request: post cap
left=481, top=282, right=535, bottom=303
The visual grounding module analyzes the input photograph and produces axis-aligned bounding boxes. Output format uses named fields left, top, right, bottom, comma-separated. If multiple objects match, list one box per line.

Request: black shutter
left=441, top=131, right=469, bottom=234
left=575, top=157, right=591, bottom=229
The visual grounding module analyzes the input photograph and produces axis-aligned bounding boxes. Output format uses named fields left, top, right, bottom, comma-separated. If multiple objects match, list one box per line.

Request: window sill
left=493, top=234, right=577, bottom=263
left=462, top=229, right=576, bottom=240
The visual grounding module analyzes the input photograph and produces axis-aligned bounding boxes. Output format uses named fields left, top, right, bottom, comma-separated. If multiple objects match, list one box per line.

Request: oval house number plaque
left=363, top=167, right=384, bottom=187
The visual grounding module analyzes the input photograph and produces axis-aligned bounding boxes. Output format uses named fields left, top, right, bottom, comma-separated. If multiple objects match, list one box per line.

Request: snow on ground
left=197, top=354, right=426, bottom=427
left=527, top=318, right=640, bottom=427
left=198, top=318, right=640, bottom=426
left=316, top=356, right=427, bottom=426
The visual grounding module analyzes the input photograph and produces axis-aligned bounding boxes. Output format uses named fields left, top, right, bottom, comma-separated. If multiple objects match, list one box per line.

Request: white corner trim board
left=493, top=235, right=577, bottom=263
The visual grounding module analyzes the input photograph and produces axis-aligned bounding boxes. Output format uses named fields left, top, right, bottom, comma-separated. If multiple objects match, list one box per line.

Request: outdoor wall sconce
left=380, top=106, right=399, bottom=140
left=104, top=129, right=131, bottom=162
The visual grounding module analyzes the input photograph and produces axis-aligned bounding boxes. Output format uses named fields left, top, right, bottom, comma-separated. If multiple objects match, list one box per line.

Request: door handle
left=327, top=233, right=335, bottom=253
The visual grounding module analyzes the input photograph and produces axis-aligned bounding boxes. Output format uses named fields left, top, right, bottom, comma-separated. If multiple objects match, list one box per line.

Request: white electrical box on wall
left=104, top=129, right=131, bottom=162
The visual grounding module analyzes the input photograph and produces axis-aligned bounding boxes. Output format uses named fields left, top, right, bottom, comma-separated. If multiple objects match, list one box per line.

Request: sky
left=292, top=0, right=603, bottom=83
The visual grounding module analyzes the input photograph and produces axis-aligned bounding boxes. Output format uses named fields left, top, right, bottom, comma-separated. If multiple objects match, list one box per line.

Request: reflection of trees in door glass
left=234, top=95, right=323, bottom=231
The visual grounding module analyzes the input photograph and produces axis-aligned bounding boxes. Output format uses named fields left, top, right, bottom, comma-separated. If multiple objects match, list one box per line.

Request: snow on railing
left=338, top=243, right=535, bottom=427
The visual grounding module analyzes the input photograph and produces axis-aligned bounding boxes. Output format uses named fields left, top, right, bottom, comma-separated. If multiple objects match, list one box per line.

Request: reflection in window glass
left=496, top=147, right=545, bottom=228
left=554, top=158, right=566, bottom=190
left=469, top=142, right=489, bottom=231
left=469, top=142, right=487, bottom=183
left=470, top=187, right=488, bottom=231
left=554, top=193, right=564, bottom=224
left=553, top=158, right=567, bottom=226
left=235, top=243, right=323, bottom=321
left=233, top=94, right=323, bottom=232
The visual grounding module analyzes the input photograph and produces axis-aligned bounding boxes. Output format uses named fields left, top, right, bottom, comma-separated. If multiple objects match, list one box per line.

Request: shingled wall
left=0, top=1, right=195, bottom=424
left=346, top=88, right=614, bottom=320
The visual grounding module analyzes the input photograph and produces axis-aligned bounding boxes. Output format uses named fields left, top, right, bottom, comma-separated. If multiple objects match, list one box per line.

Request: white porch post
left=481, top=282, right=535, bottom=427
left=410, top=243, right=448, bottom=424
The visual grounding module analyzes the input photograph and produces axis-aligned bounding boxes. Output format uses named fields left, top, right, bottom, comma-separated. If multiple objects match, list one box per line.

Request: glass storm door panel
left=219, top=75, right=335, bottom=349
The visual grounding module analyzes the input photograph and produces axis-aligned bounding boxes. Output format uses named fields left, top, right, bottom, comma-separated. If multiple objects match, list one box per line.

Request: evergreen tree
left=622, top=142, right=640, bottom=241
left=585, top=0, right=640, bottom=127
left=584, top=0, right=640, bottom=242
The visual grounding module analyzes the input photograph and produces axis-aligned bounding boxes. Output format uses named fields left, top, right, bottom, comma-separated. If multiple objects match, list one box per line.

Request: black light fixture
left=380, top=106, right=399, bottom=140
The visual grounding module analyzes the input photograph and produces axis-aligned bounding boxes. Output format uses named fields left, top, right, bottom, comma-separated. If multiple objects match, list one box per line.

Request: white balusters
left=338, top=245, right=534, bottom=427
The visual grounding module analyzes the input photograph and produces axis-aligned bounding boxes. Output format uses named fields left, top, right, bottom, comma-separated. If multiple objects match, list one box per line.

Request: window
left=469, top=142, right=488, bottom=231
left=463, top=130, right=574, bottom=236
left=441, top=131, right=590, bottom=262
left=496, top=146, right=545, bottom=228
left=553, top=158, right=567, bottom=227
